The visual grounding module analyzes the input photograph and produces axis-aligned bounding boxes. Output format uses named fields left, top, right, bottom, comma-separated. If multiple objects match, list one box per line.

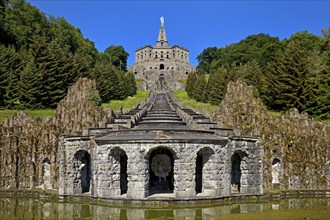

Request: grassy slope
left=102, top=89, right=149, bottom=112
left=0, top=109, right=55, bottom=123
left=0, top=90, right=150, bottom=123
left=173, top=90, right=219, bottom=115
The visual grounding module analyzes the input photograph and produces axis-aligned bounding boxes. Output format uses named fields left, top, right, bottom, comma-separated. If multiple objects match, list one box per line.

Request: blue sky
left=27, top=0, right=329, bottom=66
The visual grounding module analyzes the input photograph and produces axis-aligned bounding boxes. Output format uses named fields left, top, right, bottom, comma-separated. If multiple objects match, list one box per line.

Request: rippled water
left=0, top=195, right=329, bottom=219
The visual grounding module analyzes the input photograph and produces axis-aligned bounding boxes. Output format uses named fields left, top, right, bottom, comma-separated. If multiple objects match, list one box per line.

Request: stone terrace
left=59, top=90, right=263, bottom=200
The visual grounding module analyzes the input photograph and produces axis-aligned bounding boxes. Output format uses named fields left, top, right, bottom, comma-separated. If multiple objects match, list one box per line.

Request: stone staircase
left=136, top=93, right=188, bottom=129
left=89, top=91, right=235, bottom=139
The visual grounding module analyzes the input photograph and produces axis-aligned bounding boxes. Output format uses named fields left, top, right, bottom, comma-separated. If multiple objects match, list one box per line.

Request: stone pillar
left=174, top=160, right=195, bottom=198
left=127, top=155, right=147, bottom=199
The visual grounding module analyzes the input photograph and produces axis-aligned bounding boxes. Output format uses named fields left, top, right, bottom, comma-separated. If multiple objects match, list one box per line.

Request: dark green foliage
left=125, top=72, right=137, bottom=97
left=197, top=47, right=220, bottom=73
left=186, top=72, right=197, bottom=98
left=266, top=42, right=310, bottom=111
left=18, top=56, right=43, bottom=109
left=231, top=60, right=264, bottom=98
left=92, top=60, right=136, bottom=103
left=193, top=74, right=206, bottom=102
left=198, top=34, right=281, bottom=73
left=203, top=68, right=227, bottom=105
left=0, top=0, right=135, bottom=109
left=192, top=30, right=330, bottom=120
left=104, top=45, right=129, bottom=71
left=3, top=0, right=49, bottom=49
left=0, top=44, right=20, bottom=107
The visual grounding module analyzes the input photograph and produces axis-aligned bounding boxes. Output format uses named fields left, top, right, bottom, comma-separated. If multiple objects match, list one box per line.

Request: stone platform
left=59, top=91, right=263, bottom=200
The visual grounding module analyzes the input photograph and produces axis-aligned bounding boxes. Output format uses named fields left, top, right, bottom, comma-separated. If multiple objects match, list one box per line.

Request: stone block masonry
left=59, top=92, right=263, bottom=200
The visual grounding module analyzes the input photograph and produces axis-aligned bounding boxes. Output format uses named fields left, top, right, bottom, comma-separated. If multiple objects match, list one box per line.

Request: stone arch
left=271, top=158, right=282, bottom=187
left=146, top=146, right=176, bottom=195
left=109, top=147, right=128, bottom=195
left=195, top=147, right=215, bottom=194
left=73, top=150, right=91, bottom=193
left=160, top=64, right=165, bottom=70
left=231, top=150, right=247, bottom=193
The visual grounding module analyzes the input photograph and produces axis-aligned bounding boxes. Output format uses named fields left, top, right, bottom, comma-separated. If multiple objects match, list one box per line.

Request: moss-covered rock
left=0, top=78, right=107, bottom=189
left=214, top=80, right=330, bottom=190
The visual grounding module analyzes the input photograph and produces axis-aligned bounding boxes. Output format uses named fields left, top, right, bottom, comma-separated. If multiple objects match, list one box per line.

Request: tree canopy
left=0, top=0, right=135, bottom=109
left=190, top=29, right=330, bottom=120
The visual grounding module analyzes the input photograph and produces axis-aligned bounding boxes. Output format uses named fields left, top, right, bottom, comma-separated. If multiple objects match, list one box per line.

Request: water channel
left=0, top=195, right=329, bottom=219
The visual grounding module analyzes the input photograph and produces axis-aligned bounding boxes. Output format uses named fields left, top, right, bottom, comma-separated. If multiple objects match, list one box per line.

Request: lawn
left=173, top=90, right=219, bottom=115
left=0, top=109, right=55, bottom=123
left=0, top=90, right=150, bottom=123
left=102, top=89, right=150, bottom=112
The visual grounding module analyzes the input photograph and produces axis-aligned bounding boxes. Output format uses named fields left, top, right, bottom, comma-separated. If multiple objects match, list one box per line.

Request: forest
left=0, top=0, right=329, bottom=121
left=0, top=0, right=136, bottom=109
left=187, top=30, right=330, bottom=120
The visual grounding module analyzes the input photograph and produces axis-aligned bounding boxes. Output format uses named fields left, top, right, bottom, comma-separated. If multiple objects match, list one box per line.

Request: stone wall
left=59, top=138, right=263, bottom=199
left=214, top=80, right=330, bottom=190
left=136, top=69, right=187, bottom=91
left=0, top=78, right=107, bottom=190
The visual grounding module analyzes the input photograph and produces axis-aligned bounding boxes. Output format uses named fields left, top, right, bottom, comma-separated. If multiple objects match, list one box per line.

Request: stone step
left=142, top=117, right=182, bottom=121
left=146, top=112, right=179, bottom=116
left=147, top=111, right=176, bottom=115
left=138, top=121, right=186, bottom=126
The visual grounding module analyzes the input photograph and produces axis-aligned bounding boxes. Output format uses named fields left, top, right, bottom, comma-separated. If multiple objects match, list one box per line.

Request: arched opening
left=160, top=64, right=165, bottom=70
left=42, top=158, right=52, bottom=189
left=195, top=154, right=203, bottom=193
left=109, top=148, right=128, bottom=195
left=231, top=151, right=246, bottom=193
left=148, top=147, right=174, bottom=194
left=272, top=158, right=281, bottom=187
left=74, top=150, right=91, bottom=193
left=195, top=148, right=214, bottom=194
left=120, top=153, right=128, bottom=194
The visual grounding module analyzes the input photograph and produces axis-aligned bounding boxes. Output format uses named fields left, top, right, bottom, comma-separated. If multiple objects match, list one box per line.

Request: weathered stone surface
left=129, top=18, right=195, bottom=91
left=59, top=91, right=263, bottom=199
left=0, top=78, right=107, bottom=189
left=214, top=80, right=330, bottom=190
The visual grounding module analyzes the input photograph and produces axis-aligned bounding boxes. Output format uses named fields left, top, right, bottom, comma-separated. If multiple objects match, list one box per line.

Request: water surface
left=0, top=195, right=329, bottom=219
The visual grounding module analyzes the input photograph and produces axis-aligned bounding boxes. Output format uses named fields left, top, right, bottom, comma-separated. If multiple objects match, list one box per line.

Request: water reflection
left=0, top=196, right=329, bottom=219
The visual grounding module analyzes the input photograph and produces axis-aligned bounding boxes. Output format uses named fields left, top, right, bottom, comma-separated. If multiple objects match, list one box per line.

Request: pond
left=0, top=195, right=329, bottom=219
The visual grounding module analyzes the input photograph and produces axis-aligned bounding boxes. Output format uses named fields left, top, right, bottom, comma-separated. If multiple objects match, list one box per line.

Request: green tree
left=0, top=44, right=20, bottom=107
left=266, top=41, right=314, bottom=111
left=194, top=74, right=207, bottom=102
left=104, top=45, right=129, bottom=71
left=125, top=72, right=137, bottom=97
left=18, top=56, right=43, bottom=109
left=203, top=68, right=227, bottom=105
left=231, top=60, right=264, bottom=97
left=197, top=47, right=220, bottom=73
left=4, top=0, right=49, bottom=49
left=186, top=72, right=197, bottom=98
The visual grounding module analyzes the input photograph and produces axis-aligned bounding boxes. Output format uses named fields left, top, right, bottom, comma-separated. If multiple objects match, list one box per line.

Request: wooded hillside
left=0, top=0, right=136, bottom=110
left=187, top=31, right=330, bottom=121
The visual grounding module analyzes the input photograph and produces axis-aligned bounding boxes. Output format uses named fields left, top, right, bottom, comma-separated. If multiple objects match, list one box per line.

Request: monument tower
left=129, top=16, right=195, bottom=91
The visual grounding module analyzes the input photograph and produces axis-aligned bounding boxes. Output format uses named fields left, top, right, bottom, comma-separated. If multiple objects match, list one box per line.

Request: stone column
left=127, top=148, right=147, bottom=199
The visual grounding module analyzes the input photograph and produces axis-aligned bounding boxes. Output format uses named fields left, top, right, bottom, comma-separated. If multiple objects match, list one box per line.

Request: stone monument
left=128, top=16, right=195, bottom=91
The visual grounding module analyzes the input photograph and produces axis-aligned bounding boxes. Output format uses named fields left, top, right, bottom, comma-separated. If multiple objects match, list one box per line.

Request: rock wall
left=59, top=139, right=263, bottom=199
left=0, top=78, right=107, bottom=190
left=136, top=70, right=185, bottom=91
left=214, top=81, right=330, bottom=190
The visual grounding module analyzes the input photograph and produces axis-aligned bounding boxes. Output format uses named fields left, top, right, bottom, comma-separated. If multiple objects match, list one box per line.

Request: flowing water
left=0, top=195, right=329, bottom=219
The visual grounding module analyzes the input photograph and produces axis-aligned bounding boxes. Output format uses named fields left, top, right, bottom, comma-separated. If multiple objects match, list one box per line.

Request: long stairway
left=91, top=91, right=233, bottom=142
left=136, top=93, right=188, bottom=129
